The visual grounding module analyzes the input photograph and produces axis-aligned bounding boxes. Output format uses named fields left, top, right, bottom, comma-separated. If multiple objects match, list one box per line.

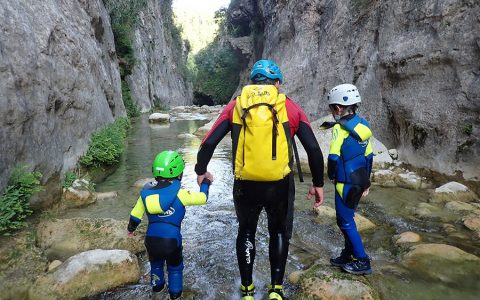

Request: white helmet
left=327, top=84, right=361, bottom=106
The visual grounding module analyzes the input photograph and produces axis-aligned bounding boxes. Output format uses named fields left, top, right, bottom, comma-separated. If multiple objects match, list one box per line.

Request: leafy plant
left=121, top=80, right=140, bottom=118
left=0, top=166, right=42, bottom=235
left=63, top=171, right=78, bottom=188
left=79, top=118, right=130, bottom=168
left=464, top=124, right=473, bottom=136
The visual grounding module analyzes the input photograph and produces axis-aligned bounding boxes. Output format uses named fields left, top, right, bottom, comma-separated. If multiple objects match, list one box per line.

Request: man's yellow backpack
left=232, top=85, right=291, bottom=181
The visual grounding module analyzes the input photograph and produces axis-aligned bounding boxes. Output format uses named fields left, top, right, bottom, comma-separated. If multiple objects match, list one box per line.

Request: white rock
left=388, top=149, right=398, bottom=160
left=435, top=182, right=469, bottom=193
left=431, top=182, right=478, bottom=203
left=148, top=113, right=170, bottom=123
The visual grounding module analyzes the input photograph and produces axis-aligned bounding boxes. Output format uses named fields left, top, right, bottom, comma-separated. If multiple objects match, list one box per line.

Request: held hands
left=307, top=186, right=324, bottom=208
left=197, top=171, right=214, bottom=186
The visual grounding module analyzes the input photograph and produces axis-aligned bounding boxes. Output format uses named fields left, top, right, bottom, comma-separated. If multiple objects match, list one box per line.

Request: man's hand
left=197, top=171, right=214, bottom=186
left=307, top=186, right=324, bottom=208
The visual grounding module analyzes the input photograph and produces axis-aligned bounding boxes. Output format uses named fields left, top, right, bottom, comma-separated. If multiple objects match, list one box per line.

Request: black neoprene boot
left=330, top=249, right=353, bottom=267
left=342, top=257, right=372, bottom=275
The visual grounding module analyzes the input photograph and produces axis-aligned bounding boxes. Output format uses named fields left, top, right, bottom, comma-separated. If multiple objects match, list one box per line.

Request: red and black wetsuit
left=195, top=97, right=324, bottom=288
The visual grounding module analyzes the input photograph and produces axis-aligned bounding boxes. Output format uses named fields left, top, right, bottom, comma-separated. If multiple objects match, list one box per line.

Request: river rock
left=393, top=232, right=421, bottom=244
left=402, top=243, right=480, bottom=284
left=288, top=271, right=304, bottom=285
left=299, top=276, right=374, bottom=300
left=313, top=205, right=376, bottom=231
left=29, top=249, right=140, bottom=300
left=61, top=180, right=96, bottom=209
left=95, top=191, right=118, bottom=201
left=177, top=133, right=197, bottom=139
left=388, top=149, right=399, bottom=160
left=133, top=178, right=155, bottom=188
left=372, top=169, right=397, bottom=187
left=149, top=113, right=171, bottom=124
left=47, top=260, right=63, bottom=272
left=430, top=182, right=478, bottom=203
left=36, top=218, right=145, bottom=260
left=444, top=201, right=475, bottom=213
left=194, top=119, right=216, bottom=137
left=412, top=203, right=440, bottom=219
left=463, top=217, right=480, bottom=237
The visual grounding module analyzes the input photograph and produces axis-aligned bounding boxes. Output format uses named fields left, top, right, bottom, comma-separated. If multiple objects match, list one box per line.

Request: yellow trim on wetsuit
left=336, top=182, right=345, bottom=199
left=330, top=124, right=349, bottom=156
left=130, top=197, right=145, bottom=220
left=177, top=189, right=207, bottom=206
left=145, top=194, right=164, bottom=214
left=365, top=139, right=373, bottom=156
left=353, top=123, right=372, bottom=142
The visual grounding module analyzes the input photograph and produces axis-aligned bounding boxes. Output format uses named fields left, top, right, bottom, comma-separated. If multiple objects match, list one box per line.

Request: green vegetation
left=63, top=171, right=78, bottom=189
left=121, top=81, right=140, bottom=118
left=351, top=0, right=373, bottom=13
left=79, top=118, right=130, bottom=168
left=0, top=166, right=42, bottom=235
left=194, top=42, right=241, bottom=104
left=464, top=124, right=473, bottom=136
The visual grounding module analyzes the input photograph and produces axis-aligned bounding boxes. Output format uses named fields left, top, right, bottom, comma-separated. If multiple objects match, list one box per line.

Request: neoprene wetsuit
left=195, top=96, right=324, bottom=288
left=128, top=179, right=210, bottom=295
left=327, top=114, right=373, bottom=259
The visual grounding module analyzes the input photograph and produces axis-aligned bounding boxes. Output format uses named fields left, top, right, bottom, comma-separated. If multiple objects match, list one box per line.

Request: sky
left=172, top=0, right=230, bottom=13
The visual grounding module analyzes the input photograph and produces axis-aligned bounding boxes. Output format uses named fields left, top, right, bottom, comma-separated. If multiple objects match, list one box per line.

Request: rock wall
left=229, top=0, right=480, bottom=180
left=126, top=0, right=193, bottom=112
left=0, top=0, right=125, bottom=206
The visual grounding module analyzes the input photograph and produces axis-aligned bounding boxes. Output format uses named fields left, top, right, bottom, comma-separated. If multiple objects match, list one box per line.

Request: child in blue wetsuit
left=127, top=151, right=212, bottom=299
left=324, top=84, right=374, bottom=274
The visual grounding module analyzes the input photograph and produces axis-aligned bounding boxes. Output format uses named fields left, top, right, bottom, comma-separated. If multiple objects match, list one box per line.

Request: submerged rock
left=402, top=243, right=480, bottom=285
left=149, top=113, right=171, bottom=124
left=36, top=218, right=145, bottom=260
left=29, top=249, right=140, bottom=300
left=177, top=133, right=198, bottom=139
left=287, top=270, right=304, bottom=285
left=313, top=205, right=376, bottom=231
left=95, top=191, right=118, bottom=201
left=430, top=182, right=478, bottom=203
left=444, top=201, right=476, bottom=213
left=47, top=260, right=62, bottom=272
left=393, top=232, right=421, bottom=244
left=194, top=119, right=216, bottom=137
left=463, top=217, right=480, bottom=237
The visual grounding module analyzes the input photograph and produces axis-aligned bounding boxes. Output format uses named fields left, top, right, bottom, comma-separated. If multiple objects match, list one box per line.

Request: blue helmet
left=249, top=60, right=283, bottom=83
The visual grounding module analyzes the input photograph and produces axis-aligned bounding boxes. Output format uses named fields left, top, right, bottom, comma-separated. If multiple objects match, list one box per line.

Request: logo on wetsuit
left=158, top=207, right=175, bottom=217
left=245, top=240, right=254, bottom=264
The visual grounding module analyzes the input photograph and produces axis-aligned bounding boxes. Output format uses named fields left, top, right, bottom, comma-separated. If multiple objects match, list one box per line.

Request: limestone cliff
left=228, top=0, right=480, bottom=180
left=126, top=0, right=193, bottom=111
left=0, top=0, right=125, bottom=206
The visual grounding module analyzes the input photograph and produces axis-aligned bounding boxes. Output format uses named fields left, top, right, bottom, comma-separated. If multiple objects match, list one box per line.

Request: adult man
left=195, top=60, right=324, bottom=300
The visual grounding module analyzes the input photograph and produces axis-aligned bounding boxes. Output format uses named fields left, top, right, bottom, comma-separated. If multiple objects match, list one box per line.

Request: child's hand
left=362, top=188, right=370, bottom=198
left=307, top=186, right=324, bottom=207
left=127, top=231, right=135, bottom=237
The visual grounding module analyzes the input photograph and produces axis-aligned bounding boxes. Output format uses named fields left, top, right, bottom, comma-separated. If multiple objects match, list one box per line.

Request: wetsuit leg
left=145, top=237, right=182, bottom=292
left=335, top=184, right=367, bottom=259
left=233, top=180, right=264, bottom=287
left=264, top=177, right=290, bottom=286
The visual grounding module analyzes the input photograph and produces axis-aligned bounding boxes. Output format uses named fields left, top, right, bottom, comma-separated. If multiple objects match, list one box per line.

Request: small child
left=324, top=84, right=373, bottom=274
left=127, top=151, right=212, bottom=299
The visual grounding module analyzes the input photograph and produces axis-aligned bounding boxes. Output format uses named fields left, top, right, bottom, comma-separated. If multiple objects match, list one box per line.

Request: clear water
left=61, top=115, right=479, bottom=299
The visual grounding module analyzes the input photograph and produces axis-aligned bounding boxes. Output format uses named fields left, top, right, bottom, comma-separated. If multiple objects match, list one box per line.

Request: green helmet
left=152, top=151, right=185, bottom=178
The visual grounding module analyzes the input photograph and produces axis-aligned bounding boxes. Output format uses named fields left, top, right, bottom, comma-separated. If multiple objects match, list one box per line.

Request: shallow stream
left=60, top=115, right=479, bottom=299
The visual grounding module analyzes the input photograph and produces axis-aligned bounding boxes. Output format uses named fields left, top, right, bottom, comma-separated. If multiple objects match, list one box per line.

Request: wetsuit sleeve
left=289, top=101, right=324, bottom=187
left=128, top=197, right=145, bottom=232
left=195, top=101, right=235, bottom=175
left=177, top=181, right=210, bottom=206
left=365, top=139, right=374, bottom=178
left=328, top=125, right=343, bottom=181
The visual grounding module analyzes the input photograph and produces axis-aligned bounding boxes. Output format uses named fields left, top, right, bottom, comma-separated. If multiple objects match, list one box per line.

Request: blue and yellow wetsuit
left=328, top=114, right=373, bottom=259
left=128, top=179, right=210, bottom=296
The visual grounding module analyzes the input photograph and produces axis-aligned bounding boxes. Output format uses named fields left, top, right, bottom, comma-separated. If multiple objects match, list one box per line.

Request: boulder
left=313, top=205, right=376, bottom=231
left=412, top=203, right=439, bottom=219
left=402, top=243, right=480, bottom=284
left=300, top=277, right=374, bottom=300
left=36, top=218, right=145, bottom=260
left=47, top=260, right=62, bottom=272
left=430, top=182, right=478, bottom=203
left=61, top=179, right=96, bottom=208
left=372, top=169, right=397, bottom=187
left=29, top=249, right=140, bottom=300
left=388, top=149, right=398, bottom=160
left=393, top=232, right=421, bottom=244
left=148, top=113, right=170, bottom=124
